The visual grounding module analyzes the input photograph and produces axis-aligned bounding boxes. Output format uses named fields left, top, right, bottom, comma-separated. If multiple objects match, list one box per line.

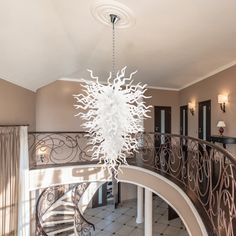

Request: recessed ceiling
left=1, top=0, right=236, bottom=91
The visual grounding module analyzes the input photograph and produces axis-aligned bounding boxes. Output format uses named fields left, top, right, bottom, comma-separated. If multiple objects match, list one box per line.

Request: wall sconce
left=188, top=101, right=195, bottom=116
left=218, top=94, right=228, bottom=113
left=37, top=148, right=47, bottom=163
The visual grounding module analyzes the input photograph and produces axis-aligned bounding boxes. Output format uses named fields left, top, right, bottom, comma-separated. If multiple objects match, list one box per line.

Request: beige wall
left=180, top=65, right=236, bottom=154
left=0, top=79, right=36, bottom=130
left=3, top=65, right=236, bottom=151
left=36, top=80, right=180, bottom=132
left=36, top=80, right=85, bottom=131
left=144, top=88, right=179, bottom=133
left=120, top=183, right=137, bottom=201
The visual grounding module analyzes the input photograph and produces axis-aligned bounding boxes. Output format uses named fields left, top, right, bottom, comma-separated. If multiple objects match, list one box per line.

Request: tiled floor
left=84, top=196, right=189, bottom=236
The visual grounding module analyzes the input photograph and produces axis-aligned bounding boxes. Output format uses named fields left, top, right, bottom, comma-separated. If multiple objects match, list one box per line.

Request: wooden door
left=180, top=105, right=188, bottom=136
left=198, top=100, right=211, bottom=205
left=154, top=106, right=171, bottom=165
left=154, top=106, right=171, bottom=134
left=198, top=100, right=211, bottom=141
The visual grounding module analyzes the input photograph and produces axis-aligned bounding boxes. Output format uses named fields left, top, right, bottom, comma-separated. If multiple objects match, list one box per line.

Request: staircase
left=36, top=182, right=103, bottom=235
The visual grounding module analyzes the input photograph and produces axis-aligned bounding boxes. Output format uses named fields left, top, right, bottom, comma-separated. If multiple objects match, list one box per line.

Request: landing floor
left=84, top=196, right=189, bottom=236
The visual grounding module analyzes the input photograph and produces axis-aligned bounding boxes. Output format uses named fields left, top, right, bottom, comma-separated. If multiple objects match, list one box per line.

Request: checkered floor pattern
left=84, top=196, right=189, bottom=236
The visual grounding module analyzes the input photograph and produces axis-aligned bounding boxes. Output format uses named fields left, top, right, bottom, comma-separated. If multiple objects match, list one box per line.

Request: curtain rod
left=0, top=124, right=29, bottom=127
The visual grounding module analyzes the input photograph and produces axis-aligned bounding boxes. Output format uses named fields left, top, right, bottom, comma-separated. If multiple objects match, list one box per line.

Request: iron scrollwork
left=29, top=131, right=236, bottom=235
left=28, top=132, right=95, bottom=168
left=134, top=132, right=236, bottom=236
left=36, top=183, right=95, bottom=236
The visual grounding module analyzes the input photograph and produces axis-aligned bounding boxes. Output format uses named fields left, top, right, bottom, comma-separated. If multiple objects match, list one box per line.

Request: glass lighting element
left=188, top=101, right=195, bottom=115
left=74, top=67, right=151, bottom=178
left=218, top=94, right=228, bottom=112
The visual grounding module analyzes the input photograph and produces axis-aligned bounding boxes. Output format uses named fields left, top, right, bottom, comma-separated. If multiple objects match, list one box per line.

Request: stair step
left=54, top=205, right=75, bottom=211
left=42, top=218, right=74, bottom=227
left=42, top=210, right=74, bottom=221
left=45, top=214, right=74, bottom=222
left=55, top=229, right=74, bottom=236
left=44, top=223, right=74, bottom=235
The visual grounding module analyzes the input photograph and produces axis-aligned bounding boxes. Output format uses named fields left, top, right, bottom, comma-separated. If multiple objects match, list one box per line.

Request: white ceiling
left=1, top=0, right=236, bottom=91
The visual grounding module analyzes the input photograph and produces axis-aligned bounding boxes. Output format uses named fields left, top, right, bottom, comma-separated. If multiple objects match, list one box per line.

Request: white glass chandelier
left=74, top=14, right=150, bottom=178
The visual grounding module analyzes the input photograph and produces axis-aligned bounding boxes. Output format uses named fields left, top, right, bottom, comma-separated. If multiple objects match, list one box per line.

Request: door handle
left=155, top=127, right=159, bottom=132
left=199, top=128, right=202, bottom=133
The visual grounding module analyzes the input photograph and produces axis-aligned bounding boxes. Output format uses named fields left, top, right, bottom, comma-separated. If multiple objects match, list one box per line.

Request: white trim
left=59, top=77, right=110, bottom=85
left=60, top=60, right=236, bottom=92
left=59, top=78, right=180, bottom=91
left=146, top=85, right=179, bottom=91
left=180, top=60, right=236, bottom=90
left=58, top=60, right=236, bottom=92
left=59, top=78, right=84, bottom=82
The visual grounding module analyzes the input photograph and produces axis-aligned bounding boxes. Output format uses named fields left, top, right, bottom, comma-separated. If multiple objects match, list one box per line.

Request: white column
left=145, top=188, right=152, bottom=236
left=136, top=186, right=144, bottom=224
left=18, top=126, right=30, bottom=236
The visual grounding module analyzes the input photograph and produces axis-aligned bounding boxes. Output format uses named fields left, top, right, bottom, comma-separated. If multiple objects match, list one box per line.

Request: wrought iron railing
left=133, top=132, right=236, bottom=236
left=29, top=132, right=236, bottom=236
left=28, top=132, right=96, bottom=169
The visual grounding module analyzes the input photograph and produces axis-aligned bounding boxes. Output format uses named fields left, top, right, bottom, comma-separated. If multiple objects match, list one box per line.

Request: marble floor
left=84, top=196, right=189, bottom=236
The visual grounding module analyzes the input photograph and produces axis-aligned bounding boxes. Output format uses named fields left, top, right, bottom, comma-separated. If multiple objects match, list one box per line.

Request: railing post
left=136, top=186, right=144, bottom=224
left=145, top=188, right=152, bottom=236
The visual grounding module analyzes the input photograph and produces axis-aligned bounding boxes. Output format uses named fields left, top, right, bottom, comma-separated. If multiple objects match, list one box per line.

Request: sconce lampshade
left=218, top=94, right=228, bottom=104
left=188, top=102, right=195, bottom=110
left=188, top=101, right=195, bottom=115
left=217, top=121, right=226, bottom=128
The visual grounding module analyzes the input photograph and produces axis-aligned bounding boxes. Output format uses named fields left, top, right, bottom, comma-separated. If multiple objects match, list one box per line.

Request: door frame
left=198, top=100, right=211, bottom=141
left=154, top=106, right=172, bottom=133
left=180, top=105, right=188, bottom=136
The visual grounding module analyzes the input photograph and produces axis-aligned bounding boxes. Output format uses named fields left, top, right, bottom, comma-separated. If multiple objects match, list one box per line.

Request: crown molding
left=180, top=60, right=236, bottom=90
left=59, top=78, right=180, bottom=91
left=59, top=77, right=107, bottom=84
left=146, top=85, right=179, bottom=91
left=60, top=60, right=236, bottom=92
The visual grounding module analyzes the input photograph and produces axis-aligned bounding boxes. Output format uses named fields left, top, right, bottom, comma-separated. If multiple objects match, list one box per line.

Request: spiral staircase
left=36, top=182, right=102, bottom=236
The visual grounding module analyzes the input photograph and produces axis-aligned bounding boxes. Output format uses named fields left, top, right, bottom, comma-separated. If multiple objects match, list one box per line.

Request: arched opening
left=29, top=164, right=207, bottom=235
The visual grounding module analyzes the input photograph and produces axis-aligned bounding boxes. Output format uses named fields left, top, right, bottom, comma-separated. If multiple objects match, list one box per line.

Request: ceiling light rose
left=90, top=0, right=135, bottom=28
left=74, top=13, right=151, bottom=179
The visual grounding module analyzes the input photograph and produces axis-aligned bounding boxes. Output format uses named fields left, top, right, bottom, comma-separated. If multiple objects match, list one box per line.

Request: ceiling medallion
left=74, top=13, right=150, bottom=180
left=90, top=0, right=135, bottom=28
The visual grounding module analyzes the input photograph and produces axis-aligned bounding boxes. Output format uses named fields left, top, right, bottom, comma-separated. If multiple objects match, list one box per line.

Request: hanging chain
left=112, top=22, right=116, bottom=79
left=110, top=14, right=119, bottom=79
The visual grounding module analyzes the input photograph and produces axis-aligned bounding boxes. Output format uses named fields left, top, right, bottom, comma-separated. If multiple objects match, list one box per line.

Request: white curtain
left=18, top=126, right=30, bottom=236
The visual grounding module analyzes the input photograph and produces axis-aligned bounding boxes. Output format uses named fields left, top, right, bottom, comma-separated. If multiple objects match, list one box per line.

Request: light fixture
left=217, top=121, right=226, bottom=136
left=188, top=101, right=195, bottom=116
left=37, top=148, right=47, bottom=163
left=218, top=94, right=228, bottom=113
left=74, top=14, right=151, bottom=179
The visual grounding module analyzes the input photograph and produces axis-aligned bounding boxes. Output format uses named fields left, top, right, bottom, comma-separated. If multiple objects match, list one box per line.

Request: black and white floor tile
left=84, top=196, right=189, bottom=236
